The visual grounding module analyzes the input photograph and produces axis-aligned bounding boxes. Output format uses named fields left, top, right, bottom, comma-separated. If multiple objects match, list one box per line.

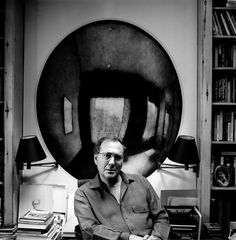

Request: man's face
left=94, top=140, right=124, bottom=183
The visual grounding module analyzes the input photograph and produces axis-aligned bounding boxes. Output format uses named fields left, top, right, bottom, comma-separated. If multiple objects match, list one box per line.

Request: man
left=74, top=137, right=170, bottom=240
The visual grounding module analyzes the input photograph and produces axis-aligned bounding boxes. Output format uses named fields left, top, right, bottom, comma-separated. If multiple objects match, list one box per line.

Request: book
left=0, top=224, right=17, bottom=234
left=18, top=215, right=55, bottom=230
left=214, top=11, right=223, bottom=35
left=226, top=11, right=236, bottom=35
left=16, top=222, right=61, bottom=240
left=19, top=209, right=53, bottom=222
left=220, top=13, right=230, bottom=35
left=213, top=12, right=221, bottom=35
left=17, top=222, right=58, bottom=236
left=0, top=224, right=17, bottom=238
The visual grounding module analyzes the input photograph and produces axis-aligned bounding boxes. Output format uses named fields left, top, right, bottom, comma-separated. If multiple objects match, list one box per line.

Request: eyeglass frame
left=97, top=152, right=124, bottom=162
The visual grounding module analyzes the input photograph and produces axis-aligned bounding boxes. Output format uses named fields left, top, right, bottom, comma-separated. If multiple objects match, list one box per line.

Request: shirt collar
left=89, top=171, right=135, bottom=189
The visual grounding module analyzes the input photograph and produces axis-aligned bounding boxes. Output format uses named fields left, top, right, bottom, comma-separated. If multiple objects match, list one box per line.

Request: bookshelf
left=210, top=0, right=236, bottom=236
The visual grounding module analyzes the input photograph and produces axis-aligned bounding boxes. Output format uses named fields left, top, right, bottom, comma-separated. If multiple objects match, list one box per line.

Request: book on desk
left=16, top=209, right=61, bottom=240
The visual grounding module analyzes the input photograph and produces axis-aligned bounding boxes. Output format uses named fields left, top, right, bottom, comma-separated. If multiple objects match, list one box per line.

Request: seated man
left=74, top=137, right=170, bottom=240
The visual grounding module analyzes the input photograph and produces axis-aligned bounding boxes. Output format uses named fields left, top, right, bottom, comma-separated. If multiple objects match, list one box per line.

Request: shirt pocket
left=132, top=205, right=149, bottom=213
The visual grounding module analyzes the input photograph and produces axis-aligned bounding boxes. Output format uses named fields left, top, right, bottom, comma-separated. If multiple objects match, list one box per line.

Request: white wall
left=23, top=0, right=198, bottom=219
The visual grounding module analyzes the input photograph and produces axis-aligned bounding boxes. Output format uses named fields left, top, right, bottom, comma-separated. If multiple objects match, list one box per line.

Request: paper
left=19, top=184, right=67, bottom=219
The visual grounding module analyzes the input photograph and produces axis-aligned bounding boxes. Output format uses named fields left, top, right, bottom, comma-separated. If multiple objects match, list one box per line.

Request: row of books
left=213, top=10, right=236, bottom=36
left=16, top=209, right=61, bottom=240
left=211, top=195, right=236, bottom=237
left=213, top=76, right=236, bottom=102
left=213, top=42, right=236, bottom=68
left=213, top=110, right=236, bottom=141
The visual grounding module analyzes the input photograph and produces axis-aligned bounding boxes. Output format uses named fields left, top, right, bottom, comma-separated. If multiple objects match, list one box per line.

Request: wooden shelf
left=213, top=7, right=236, bottom=10
left=212, top=141, right=236, bottom=144
left=213, top=35, right=236, bottom=39
left=212, top=102, right=236, bottom=106
left=213, top=67, right=236, bottom=70
left=212, top=186, right=236, bottom=190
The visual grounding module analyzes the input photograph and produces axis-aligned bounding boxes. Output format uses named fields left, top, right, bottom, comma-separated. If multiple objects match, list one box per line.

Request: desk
left=165, top=206, right=202, bottom=240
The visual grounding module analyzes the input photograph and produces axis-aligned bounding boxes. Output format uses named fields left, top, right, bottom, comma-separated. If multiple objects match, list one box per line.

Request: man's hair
left=94, top=137, right=127, bottom=159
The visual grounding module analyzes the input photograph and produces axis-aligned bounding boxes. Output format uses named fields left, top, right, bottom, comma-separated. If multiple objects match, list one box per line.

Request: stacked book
left=16, top=209, right=61, bottom=240
left=203, top=223, right=224, bottom=239
left=0, top=224, right=17, bottom=239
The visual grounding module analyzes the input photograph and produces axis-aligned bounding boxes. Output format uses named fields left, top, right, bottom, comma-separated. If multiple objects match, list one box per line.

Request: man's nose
left=108, top=156, right=115, bottom=165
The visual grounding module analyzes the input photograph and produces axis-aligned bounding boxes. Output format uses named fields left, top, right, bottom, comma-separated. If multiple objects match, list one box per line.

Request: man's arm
left=74, top=188, right=130, bottom=240
left=145, top=181, right=170, bottom=240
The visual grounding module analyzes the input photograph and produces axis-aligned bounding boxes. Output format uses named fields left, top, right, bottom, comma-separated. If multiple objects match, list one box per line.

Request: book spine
left=234, top=157, right=236, bottom=187
left=220, top=13, right=230, bottom=35
left=226, top=11, right=236, bottom=35
left=232, top=76, right=236, bottom=102
left=214, top=11, right=223, bottom=35
left=214, top=43, right=219, bottom=67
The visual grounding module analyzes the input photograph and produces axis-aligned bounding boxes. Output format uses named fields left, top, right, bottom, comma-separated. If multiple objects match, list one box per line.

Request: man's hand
left=129, top=234, right=161, bottom=240
left=145, top=235, right=161, bottom=240
left=129, top=234, right=145, bottom=240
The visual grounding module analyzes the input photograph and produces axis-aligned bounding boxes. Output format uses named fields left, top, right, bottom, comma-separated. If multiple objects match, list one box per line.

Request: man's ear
left=94, top=155, right=98, bottom=166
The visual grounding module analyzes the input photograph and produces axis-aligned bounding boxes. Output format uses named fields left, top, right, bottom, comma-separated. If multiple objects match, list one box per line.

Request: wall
left=23, top=0, right=198, bottom=222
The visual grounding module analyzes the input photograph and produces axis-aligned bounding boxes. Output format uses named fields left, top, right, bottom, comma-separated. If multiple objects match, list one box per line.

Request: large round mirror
left=37, top=20, right=182, bottom=179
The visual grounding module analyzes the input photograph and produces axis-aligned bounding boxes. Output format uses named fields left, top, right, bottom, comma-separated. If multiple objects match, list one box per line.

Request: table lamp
left=160, top=135, right=200, bottom=176
left=15, top=135, right=58, bottom=171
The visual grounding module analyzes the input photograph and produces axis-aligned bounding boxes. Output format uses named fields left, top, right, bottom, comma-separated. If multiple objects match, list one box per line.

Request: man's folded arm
left=74, top=189, right=130, bottom=240
left=151, top=208, right=170, bottom=240
left=145, top=182, right=170, bottom=240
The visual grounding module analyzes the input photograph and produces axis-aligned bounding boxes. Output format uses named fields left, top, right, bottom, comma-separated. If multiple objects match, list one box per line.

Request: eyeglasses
left=97, top=152, right=124, bottom=162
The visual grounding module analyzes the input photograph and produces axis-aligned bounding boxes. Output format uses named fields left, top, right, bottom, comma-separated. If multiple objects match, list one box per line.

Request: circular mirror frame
left=36, top=20, right=182, bottom=179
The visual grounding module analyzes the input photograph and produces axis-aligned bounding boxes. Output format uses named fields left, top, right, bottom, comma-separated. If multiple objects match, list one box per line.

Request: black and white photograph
left=1, top=0, right=236, bottom=239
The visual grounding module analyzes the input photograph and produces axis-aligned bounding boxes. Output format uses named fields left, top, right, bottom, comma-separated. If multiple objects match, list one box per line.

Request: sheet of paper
left=19, top=184, right=67, bottom=219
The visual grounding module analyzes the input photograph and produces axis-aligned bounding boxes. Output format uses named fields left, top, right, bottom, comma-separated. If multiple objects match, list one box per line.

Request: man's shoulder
left=78, top=179, right=94, bottom=190
left=74, top=181, right=93, bottom=200
left=123, top=172, right=149, bottom=185
left=75, top=179, right=94, bottom=195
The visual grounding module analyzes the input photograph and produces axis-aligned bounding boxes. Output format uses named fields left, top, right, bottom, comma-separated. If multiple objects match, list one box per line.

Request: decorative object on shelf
left=15, top=135, right=58, bottom=172
left=213, top=154, right=235, bottom=187
left=229, top=221, right=236, bottom=240
left=159, top=135, right=200, bottom=176
left=214, top=164, right=231, bottom=187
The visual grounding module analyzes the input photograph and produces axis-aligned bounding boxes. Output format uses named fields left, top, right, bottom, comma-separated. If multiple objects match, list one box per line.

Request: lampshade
left=167, top=135, right=199, bottom=169
left=15, top=135, right=47, bottom=170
